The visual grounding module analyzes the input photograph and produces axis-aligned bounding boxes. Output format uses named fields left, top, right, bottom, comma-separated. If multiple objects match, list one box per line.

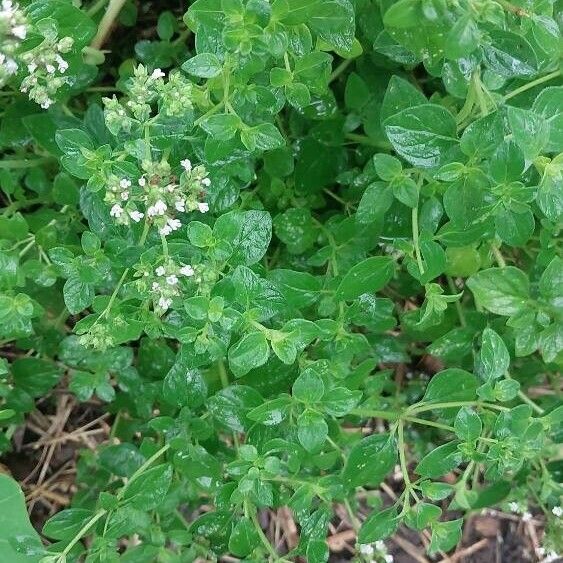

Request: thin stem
left=90, top=0, right=128, bottom=49
left=330, top=58, right=353, bottom=83
left=247, top=502, right=283, bottom=562
left=412, top=206, right=424, bottom=275
left=345, top=133, right=391, bottom=150
left=447, top=276, right=467, bottom=327
left=57, top=509, right=106, bottom=560
left=504, top=69, right=561, bottom=100
left=411, top=401, right=510, bottom=414
left=217, top=359, right=229, bottom=389
left=118, top=443, right=170, bottom=499
left=492, top=245, right=507, bottom=267
left=404, top=416, right=455, bottom=432
left=194, top=101, right=225, bottom=126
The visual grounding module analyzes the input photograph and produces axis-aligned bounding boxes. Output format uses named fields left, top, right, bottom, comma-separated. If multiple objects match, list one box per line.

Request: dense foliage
left=0, top=0, right=562, bottom=561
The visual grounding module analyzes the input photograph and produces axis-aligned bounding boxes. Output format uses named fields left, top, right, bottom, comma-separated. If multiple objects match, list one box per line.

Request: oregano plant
left=0, top=0, right=561, bottom=562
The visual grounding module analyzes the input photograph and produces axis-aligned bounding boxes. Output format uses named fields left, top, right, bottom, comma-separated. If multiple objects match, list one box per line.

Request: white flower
left=45, top=64, right=56, bottom=74
left=166, top=275, right=178, bottom=286
left=509, top=502, right=519, bottom=513
left=120, top=191, right=129, bottom=201
left=375, top=541, right=385, bottom=551
left=27, top=63, right=37, bottom=73
left=358, top=544, right=374, bottom=556
left=147, top=200, right=167, bottom=216
left=119, top=178, right=131, bottom=189
left=166, top=184, right=176, bottom=193
left=552, top=506, right=562, bottom=517
left=201, top=177, right=211, bottom=187
left=174, top=199, right=186, bottom=212
left=158, top=296, right=172, bottom=311
left=384, top=555, right=394, bottom=563
left=155, top=266, right=166, bottom=277
left=180, top=265, right=194, bottom=277
left=151, top=282, right=160, bottom=291
left=150, top=68, right=165, bottom=79
left=168, top=218, right=181, bottom=231
left=198, top=202, right=209, bottom=213
left=5, top=58, right=17, bottom=74
left=110, top=204, right=123, bottom=217
left=129, top=210, right=144, bottom=223
left=537, top=548, right=546, bottom=556
left=180, top=158, right=192, bottom=171
left=522, top=512, right=532, bottom=522
left=138, top=177, right=146, bottom=187
left=11, top=24, right=26, bottom=39
left=2, top=0, right=13, bottom=10
left=159, top=224, right=172, bottom=236
left=56, top=55, right=68, bottom=73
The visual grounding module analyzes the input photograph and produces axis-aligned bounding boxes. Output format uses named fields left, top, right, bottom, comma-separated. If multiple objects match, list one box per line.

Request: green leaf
left=241, top=123, right=285, bottom=151
left=532, top=86, right=563, bottom=152
left=342, top=434, right=396, bottom=488
left=477, top=328, right=510, bottom=381
left=381, top=76, right=426, bottom=122
left=422, top=369, right=478, bottom=403
left=228, top=331, right=270, bottom=377
left=429, top=519, right=463, bottom=554
left=228, top=517, right=260, bottom=557
left=122, top=465, right=173, bottom=510
left=415, top=441, right=463, bottom=478
left=358, top=506, right=401, bottom=543
left=163, top=361, right=207, bottom=409
left=63, top=276, right=94, bottom=315
left=214, top=210, right=272, bottom=266
left=292, top=367, right=325, bottom=403
left=182, top=52, right=222, bottom=77
left=12, top=358, right=61, bottom=397
left=454, top=408, right=482, bottom=441
left=335, top=256, right=394, bottom=301
left=247, top=396, right=292, bottom=425
left=467, top=267, right=530, bottom=316
left=445, top=16, right=479, bottom=59
left=483, top=31, right=537, bottom=78
left=208, top=385, right=263, bottom=432
left=0, top=474, right=43, bottom=562
left=373, top=153, right=402, bottom=181
left=507, top=106, right=548, bottom=160
left=384, top=104, right=458, bottom=168
left=383, top=0, right=422, bottom=28
left=43, top=508, right=93, bottom=541
left=297, top=410, right=328, bottom=452
left=200, top=113, right=242, bottom=140
left=308, top=0, right=355, bottom=51
left=406, top=502, right=442, bottom=530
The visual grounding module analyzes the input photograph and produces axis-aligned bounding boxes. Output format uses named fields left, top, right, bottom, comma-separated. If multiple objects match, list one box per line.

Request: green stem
left=517, top=390, right=544, bottom=415
left=412, top=205, right=424, bottom=275
left=330, top=58, right=353, bottom=83
left=247, top=502, right=283, bottom=562
left=87, top=0, right=108, bottom=17
left=345, top=133, right=391, bottom=149
left=411, top=401, right=510, bottom=414
left=57, top=509, right=107, bottom=560
left=492, top=245, right=507, bottom=267
left=117, top=443, right=170, bottom=500
left=447, top=276, right=467, bottom=327
left=504, top=69, right=561, bottom=101
left=90, top=0, right=128, bottom=49
left=194, top=101, right=225, bottom=126
left=217, top=359, right=229, bottom=389
left=404, top=416, right=455, bottom=432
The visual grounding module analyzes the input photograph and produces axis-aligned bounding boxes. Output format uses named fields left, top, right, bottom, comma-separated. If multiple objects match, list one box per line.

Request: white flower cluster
left=103, top=65, right=195, bottom=134
left=104, top=157, right=210, bottom=236
left=0, top=0, right=26, bottom=87
left=20, top=33, right=73, bottom=108
left=138, top=260, right=196, bottom=313
left=358, top=541, right=393, bottom=563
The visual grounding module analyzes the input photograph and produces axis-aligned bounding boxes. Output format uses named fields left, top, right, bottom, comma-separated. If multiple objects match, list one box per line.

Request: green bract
left=0, top=0, right=561, bottom=561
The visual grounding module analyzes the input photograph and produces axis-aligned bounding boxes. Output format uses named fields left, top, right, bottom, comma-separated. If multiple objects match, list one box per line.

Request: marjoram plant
left=0, top=0, right=562, bottom=562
